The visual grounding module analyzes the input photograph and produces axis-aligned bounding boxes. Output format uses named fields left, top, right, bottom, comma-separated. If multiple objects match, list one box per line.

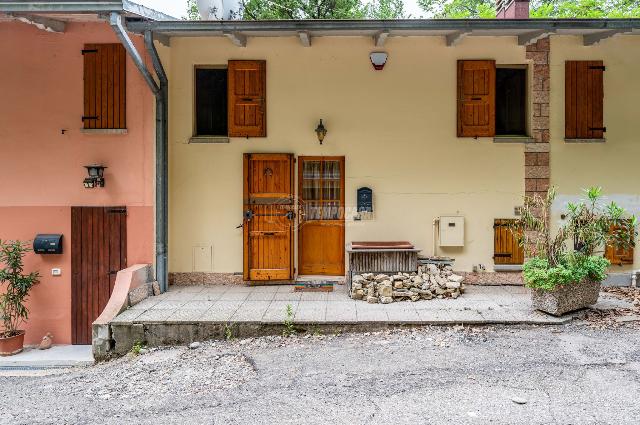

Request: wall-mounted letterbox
left=33, top=234, right=63, bottom=254
left=357, top=187, right=373, bottom=213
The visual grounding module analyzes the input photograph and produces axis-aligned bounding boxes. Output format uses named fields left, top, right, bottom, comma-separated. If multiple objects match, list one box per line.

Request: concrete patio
left=112, top=284, right=631, bottom=327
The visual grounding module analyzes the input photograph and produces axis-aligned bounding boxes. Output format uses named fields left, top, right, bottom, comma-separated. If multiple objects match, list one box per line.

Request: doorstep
left=0, top=345, right=93, bottom=369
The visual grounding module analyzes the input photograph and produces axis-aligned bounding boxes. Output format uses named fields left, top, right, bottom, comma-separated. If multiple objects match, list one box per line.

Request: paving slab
left=0, top=345, right=93, bottom=368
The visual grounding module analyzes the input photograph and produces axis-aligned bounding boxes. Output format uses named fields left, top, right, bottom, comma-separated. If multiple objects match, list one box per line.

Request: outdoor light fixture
left=83, top=164, right=106, bottom=188
left=369, top=52, right=388, bottom=70
left=315, top=119, right=327, bottom=144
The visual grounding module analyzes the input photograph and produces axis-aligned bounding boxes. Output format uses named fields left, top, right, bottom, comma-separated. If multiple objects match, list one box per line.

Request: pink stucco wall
left=0, top=21, right=155, bottom=345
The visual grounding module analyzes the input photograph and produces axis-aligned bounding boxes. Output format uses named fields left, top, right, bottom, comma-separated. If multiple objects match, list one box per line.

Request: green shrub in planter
left=516, top=187, right=637, bottom=315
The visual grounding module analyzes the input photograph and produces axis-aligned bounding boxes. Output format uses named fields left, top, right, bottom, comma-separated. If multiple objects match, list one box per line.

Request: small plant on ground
left=515, top=187, right=637, bottom=291
left=224, top=324, right=234, bottom=340
left=0, top=240, right=40, bottom=338
left=282, top=304, right=295, bottom=337
left=131, top=340, right=145, bottom=355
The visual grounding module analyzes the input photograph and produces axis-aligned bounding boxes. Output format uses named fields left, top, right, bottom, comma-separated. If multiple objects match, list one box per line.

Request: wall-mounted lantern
left=315, top=119, right=327, bottom=144
left=83, top=164, right=106, bottom=188
left=369, top=52, right=388, bottom=70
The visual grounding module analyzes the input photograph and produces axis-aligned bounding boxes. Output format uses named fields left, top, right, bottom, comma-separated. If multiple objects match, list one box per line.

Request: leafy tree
left=418, top=0, right=640, bottom=18
left=241, top=0, right=367, bottom=19
left=364, top=0, right=407, bottom=19
left=184, top=0, right=200, bottom=20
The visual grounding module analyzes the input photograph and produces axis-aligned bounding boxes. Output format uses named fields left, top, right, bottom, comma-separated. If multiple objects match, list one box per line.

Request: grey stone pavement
left=112, top=284, right=633, bottom=326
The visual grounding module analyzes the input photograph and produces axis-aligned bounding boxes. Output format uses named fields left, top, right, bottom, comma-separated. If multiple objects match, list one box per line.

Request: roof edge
left=0, top=1, right=176, bottom=21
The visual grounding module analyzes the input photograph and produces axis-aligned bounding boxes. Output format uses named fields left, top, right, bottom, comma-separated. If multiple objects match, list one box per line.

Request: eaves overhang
left=0, top=1, right=176, bottom=21
left=125, top=18, right=640, bottom=44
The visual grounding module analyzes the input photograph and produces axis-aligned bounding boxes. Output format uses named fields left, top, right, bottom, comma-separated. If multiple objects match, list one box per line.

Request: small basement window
left=495, top=67, right=527, bottom=136
left=195, top=67, right=228, bottom=137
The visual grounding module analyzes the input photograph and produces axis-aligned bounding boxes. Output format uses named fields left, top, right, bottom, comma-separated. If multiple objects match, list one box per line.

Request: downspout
left=144, top=31, right=169, bottom=294
left=109, top=13, right=169, bottom=292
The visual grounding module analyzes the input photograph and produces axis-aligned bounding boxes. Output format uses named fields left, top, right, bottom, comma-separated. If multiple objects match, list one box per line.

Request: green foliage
left=0, top=240, right=40, bottom=337
left=131, top=340, right=145, bottom=355
left=523, top=254, right=610, bottom=290
left=517, top=186, right=637, bottom=291
left=184, top=0, right=201, bottom=20
left=418, top=0, right=640, bottom=18
left=241, top=0, right=405, bottom=20
left=282, top=304, right=296, bottom=337
left=418, top=0, right=496, bottom=18
left=224, top=324, right=234, bottom=340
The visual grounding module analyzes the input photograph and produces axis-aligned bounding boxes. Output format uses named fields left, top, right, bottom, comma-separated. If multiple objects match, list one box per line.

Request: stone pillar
left=525, top=37, right=550, bottom=201
left=496, top=0, right=530, bottom=19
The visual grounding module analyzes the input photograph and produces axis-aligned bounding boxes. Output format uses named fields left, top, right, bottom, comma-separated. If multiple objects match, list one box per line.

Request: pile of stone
left=350, top=264, right=465, bottom=304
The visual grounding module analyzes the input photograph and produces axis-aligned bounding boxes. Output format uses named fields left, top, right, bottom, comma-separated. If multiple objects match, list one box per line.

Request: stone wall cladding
left=525, top=37, right=551, bottom=200
left=169, top=272, right=244, bottom=286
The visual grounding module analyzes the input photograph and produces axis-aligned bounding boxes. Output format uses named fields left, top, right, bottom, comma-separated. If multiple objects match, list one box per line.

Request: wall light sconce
left=315, top=119, right=327, bottom=144
left=369, top=52, right=388, bottom=70
left=83, top=164, right=106, bottom=188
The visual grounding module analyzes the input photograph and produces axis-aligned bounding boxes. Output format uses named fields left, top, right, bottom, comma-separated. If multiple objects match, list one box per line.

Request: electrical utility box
left=439, top=216, right=464, bottom=247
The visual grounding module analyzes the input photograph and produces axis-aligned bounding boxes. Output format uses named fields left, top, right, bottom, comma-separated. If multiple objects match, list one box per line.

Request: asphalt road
left=1, top=323, right=639, bottom=425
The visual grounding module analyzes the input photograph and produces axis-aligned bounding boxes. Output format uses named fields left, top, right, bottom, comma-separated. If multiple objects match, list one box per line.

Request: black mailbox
left=33, top=234, right=63, bottom=254
left=357, top=187, right=373, bottom=213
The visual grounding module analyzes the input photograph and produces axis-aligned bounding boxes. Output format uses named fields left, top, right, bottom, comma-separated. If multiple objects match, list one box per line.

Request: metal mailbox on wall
left=33, top=234, right=63, bottom=254
left=357, top=187, right=373, bottom=213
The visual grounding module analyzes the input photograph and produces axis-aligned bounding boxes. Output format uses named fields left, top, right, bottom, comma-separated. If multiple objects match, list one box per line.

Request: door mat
left=294, top=281, right=334, bottom=292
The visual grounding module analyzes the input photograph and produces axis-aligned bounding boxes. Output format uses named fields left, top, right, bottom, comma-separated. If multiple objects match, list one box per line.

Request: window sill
left=564, top=138, right=606, bottom=143
left=189, top=136, right=230, bottom=144
left=81, top=128, right=128, bottom=135
left=493, top=136, right=534, bottom=144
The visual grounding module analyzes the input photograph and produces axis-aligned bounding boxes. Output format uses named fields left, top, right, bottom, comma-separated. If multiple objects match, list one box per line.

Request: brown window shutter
left=493, top=219, right=524, bottom=265
left=565, top=60, right=604, bottom=139
left=228, top=60, right=266, bottom=137
left=457, top=60, right=496, bottom=138
left=605, top=222, right=634, bottom=265
left=83, top=43, right=126, bottom=130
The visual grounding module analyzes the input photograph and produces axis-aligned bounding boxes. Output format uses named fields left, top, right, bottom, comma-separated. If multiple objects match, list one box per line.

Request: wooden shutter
left=83, top=43, right=126, bottom=130
left=605, top=223, right=634, bottom=265
left=228, top=60, right=266, bottom=137
left=457, top=60, right=496, bottom=138
left=565, top=61, right=605, bottom=139
left=493, top=219, right=524, bottom=265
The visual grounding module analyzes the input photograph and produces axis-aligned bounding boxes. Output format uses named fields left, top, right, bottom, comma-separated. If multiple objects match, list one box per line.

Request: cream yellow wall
left=167, top=36, right=530, bottom=274
left=550, top=35, right=640, bottom=270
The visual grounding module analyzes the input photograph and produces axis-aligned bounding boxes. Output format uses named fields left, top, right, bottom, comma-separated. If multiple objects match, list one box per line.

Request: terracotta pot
left=531, top=280, right=601, bottom=316
left=0, top=330, right=25, bottom=356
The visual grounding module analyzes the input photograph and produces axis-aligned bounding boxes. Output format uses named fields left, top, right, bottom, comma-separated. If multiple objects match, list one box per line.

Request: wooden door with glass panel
left=298, top=157, right=345, bottom=276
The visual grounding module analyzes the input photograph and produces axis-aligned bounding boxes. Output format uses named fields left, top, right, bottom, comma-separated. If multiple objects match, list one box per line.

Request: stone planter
left=0, top=330, right=25, bottom=356
left=531, top=280, right=601, bottom=316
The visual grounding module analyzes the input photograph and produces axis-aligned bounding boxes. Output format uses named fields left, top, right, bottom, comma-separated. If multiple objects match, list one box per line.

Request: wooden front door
left=243, top=153, right=295, bottom=282
left=298, top=156, right=345, bottom=276
left=71, top=207, right=127, bottom=345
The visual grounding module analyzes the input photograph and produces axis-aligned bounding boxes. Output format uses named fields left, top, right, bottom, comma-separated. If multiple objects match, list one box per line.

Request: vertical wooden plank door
left=298, top=157, right=345, bottom=276
left=71, top=207, right=127, bottom=345
left=493, top=219, right=524, bottom=265
left=243, top=154, right=295, bottom=282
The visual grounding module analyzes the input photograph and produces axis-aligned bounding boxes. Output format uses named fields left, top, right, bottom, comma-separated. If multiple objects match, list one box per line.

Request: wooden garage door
left=243, top=154, right=295, bottom=281
left=71, top=207, right=127, bottom=345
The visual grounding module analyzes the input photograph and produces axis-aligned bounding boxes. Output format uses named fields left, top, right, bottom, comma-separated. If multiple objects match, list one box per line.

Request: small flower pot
left=0, top=331, right=26, bottom=356
left=531, top=280, right=601, bottom=316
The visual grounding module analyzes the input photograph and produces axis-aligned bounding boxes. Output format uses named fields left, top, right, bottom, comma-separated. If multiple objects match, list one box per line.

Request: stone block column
left=525, top=37, right=551, bottom=201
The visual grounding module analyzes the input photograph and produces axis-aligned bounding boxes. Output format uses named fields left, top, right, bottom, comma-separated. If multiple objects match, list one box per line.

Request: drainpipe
left=109, top=13, right=169, bottom=292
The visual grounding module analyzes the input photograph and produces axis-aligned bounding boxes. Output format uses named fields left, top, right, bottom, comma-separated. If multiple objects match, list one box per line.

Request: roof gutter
left=0, top=1, right=176, bottom=21
left=110, top=12, right=169, bottom=292
left=126, top=18, right=640, bottom=34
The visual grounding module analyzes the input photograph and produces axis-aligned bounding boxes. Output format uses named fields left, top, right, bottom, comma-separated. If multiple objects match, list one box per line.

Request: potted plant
left=0, top=240, right=40, bottom=356
left=517, top=187, right=637, bottom=316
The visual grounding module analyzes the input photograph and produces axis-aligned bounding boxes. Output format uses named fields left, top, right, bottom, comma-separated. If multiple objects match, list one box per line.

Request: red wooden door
left=457, top=60, right=496, bottom=137
left=71, top=207, right=127, bottom=345
left=243, top=154, right=294, bottom=282
left=298, top=157, right=345, bottom=276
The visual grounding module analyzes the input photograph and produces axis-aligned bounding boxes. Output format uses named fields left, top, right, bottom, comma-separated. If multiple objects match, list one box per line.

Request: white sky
left=137, top=0, right=426, bottom=19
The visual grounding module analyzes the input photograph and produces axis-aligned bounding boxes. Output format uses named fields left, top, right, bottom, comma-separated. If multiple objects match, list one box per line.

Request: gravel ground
left=1, top=321, right=639, bottom=425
